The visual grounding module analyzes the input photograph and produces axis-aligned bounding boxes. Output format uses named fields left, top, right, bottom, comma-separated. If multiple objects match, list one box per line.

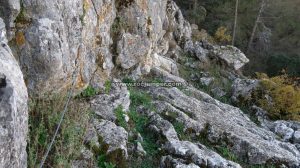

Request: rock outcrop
left=0, top=18, right=28, bottom=168
left=145, top=83, right=300, bottom=167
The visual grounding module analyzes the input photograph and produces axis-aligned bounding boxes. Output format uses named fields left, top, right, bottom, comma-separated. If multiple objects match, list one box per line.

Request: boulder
left=210, top=46, right=249, bottom=70
left=231, top=78, right=259, bottom=103
left=274, top=122, right=295, bottom=142
left=200, top=77, right=214, bottom=86
left=293, top=131, right=300, bottom=144
left=152, top=53, right=179, bottom=76
left=94, top=120, right=128, bottom=166
left=90, top=79, right=130, bottom=122
left=161, top=155, right=200, bottom=168
left=0, top=18, right=28, bottom=168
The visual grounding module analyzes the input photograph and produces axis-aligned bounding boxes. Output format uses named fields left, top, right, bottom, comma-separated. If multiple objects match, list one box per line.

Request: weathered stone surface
left=137, top=106, right=241, bottom=168
left=293, top=131, right=300, bottom=144
left=0, top=18, right=28, bottom=168
left=210, top=46, right=249, bottom=70
left=91, top=79, right=130, bottom=122
left=94, top=120, right=128, bottom=165
left=166, top=0, right=192, bottom=45
left=264, top=120, right=300, bottom=143
left=200, top=77, right=214, bottom=86
left=161, top=155, right=200, bottom=168
left=274, top=122, right=295, bottom=142
left=117, top=33, right=151, bottom=69
left=231, top=78, right=259, bottom=103
left=147, top=85, right=300, bottom=167
left=136, top=142, right=146, bottom=156
left=0, top=0, right=20, bottom=40
left=9, top=0, right=116, bottom=95
left=152, top=53, right=179, bottom=75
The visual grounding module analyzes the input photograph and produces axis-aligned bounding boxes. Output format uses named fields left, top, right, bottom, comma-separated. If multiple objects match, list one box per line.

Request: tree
left=232, top=0, right=239, bottom=46
left=247, top=0, right=266, bottom=53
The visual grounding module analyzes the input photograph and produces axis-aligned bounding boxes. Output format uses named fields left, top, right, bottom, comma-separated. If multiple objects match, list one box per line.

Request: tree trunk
left=247, top=0, right=266, bottom=53
left=232, top=0, right=239, bottom=46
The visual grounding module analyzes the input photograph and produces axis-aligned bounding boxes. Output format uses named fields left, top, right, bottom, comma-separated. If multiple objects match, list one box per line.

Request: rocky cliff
left=0, top=0, right=299, bottom=168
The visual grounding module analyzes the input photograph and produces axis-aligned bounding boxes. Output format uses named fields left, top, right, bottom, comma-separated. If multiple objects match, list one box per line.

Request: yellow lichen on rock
left=15, top=31, right=26, bottom=46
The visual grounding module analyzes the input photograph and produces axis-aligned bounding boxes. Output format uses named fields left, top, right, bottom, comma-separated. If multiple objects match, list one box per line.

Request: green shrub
left=27, top=95, right=91, bottom=167
left=97, top=154, right=116, bottom=168
left=114, top=105, right=128, bottom=129
left=104, top=80, right=112, bottom=94
left=79, top=85, right=99, bottom=98
left=129, top=89, right=152, bottom=109
left=255, top=73, right=300, bottom=121
left=214, top=26, right=232, bottom=44
left=127, top=89, right=160, bottom=168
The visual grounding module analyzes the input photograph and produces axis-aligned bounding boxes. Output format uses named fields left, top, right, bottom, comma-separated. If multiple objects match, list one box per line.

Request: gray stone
left=200, top=77, right=214, bottom=86
left=136, top=142, right=146, bottom=156
left=0, top=0, right=20, bottom=40
left=293, top=131, right=300, bottom=144
left=9, top=0, right=116, bottom=95
left=152, top=53, right=179, bottom=76
left=231, top=78, right=259, bottom=103
left=161, top=155, right=200, bottom=168
left=117, top=33, right=151, bottom=69
left=147, top=85, right=300, bottom=166
left=211, top=87, right=226, bottom=98
left=0, top=18, right=28, bottom=168
left=90, top=79, right=130, bottom=122
left=194, top=41, right=209, bottom=62
left=210, top=46, right=249, bottom=70
left=94, top=120, right=128, bottom=165
left=274, top=122, right=295, bottom=142
left=137, top=106, right=241, bottom=168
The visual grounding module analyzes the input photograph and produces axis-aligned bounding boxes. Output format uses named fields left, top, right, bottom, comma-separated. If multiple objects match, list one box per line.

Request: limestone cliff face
left=0, top=18, right=28, bottom=168
left=1, top=0, right=191, bottom=96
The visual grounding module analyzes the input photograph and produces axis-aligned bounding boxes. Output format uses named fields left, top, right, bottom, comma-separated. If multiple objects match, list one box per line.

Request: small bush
left=255, top=73, right=300, bottom=121
left=79, top=85, right=99, bottom=98
left=97, top=154, right=116, bottom=168
left=214, top=26, right=232, bottom=44
left=104, top=80, right=112, bottom=94
left=129, top=89, right=152, bottom=109
left=114, top=105, right=128, bottom=129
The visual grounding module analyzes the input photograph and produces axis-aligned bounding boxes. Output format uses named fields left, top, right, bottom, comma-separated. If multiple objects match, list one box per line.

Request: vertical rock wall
left=0, top=18, right=28, bottom=168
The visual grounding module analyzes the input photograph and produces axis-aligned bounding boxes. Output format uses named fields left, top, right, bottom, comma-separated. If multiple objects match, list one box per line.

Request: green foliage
left=111, top=16, right=129, bottom=36
left=122, top=77, right=135, bottom=84
left=127, top=89, right=160, bottom=168
left=214, top=26, right=232, bottom=44
left=265, top=54, right=300, bottom=77
left=255, top=73, right=300, bottom=121
left=27, top=95, right=91, bottom=168
left=216, top=146, right=238, bottom=162
left=129, top=89, right=152, bottom=109
left=104, top=80, right=112, bottom=94
left=80, top=85, right=99, bottom=98
left=80, top=0, right=90, bottom=25
left=97, top=154, right=116, bottom=168
left=173, top=121, right=189, bottom=140
left=114, top=105, right=128, bottom=129
left=14, top=2, right=30, bottom=25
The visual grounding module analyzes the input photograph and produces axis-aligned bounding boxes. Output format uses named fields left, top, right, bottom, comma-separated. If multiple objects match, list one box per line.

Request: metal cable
left=39, top=57, right=79, bottom=168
